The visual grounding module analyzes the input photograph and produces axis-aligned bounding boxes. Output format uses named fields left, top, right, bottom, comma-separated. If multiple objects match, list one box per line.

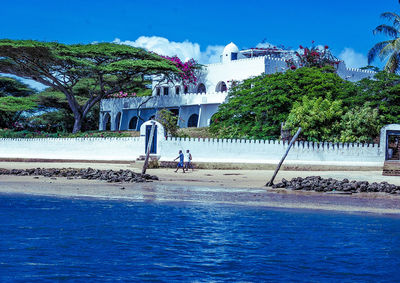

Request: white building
left=99, top=42, right=376, bottom=131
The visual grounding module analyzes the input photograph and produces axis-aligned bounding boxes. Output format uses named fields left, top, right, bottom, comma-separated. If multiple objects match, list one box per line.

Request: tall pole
left=266, top=127, right=301, bottom=186
left=142, top=121, right=156, bottom=175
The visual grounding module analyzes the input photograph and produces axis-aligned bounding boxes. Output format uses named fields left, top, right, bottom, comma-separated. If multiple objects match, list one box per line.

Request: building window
left=163, top=87, right=169, bottom=95
left=231, top=53, right=238, bottom=60
left=187, top=114, right=199, bottom=127
left=197, top=83, right=206, bottom=93
left=215, top=81, right=227, bottom=92
left=128, top=116, right=138, bottom=130
left=184, top=86, right=189, bottom=94
left=175, top=86, right=180, bottom=95
left=156, top=87, right=161, bottom=96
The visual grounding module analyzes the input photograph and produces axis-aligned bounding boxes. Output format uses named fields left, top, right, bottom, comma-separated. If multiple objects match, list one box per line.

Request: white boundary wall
left=0, top=136, right=385, bottom=167
left=160, top=138, right=384, bottom=167
left=0, top=137, right=143, bottom=161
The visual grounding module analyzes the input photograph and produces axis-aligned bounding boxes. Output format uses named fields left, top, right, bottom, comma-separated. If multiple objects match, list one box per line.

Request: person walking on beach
left=174, top=150, right=185, bottom=173
left=185, top=149, right=194, bottom=172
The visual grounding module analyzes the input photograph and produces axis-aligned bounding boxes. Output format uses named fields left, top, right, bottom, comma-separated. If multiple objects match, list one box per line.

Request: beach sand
left=0, top=161, right=399, bottom=215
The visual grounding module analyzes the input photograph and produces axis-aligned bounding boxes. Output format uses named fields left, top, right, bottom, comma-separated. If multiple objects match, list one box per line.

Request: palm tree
left=368, top=2, right=400, bottom=73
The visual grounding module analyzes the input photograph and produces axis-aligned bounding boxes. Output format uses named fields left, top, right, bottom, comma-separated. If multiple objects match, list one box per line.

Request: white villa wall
left=206, top=56, right=266, bottom=91
left=0, top=138, right=144, bottom=161
left=100, top=92, right=228, bottom=130
left=159, top=138, right=384, bottom=167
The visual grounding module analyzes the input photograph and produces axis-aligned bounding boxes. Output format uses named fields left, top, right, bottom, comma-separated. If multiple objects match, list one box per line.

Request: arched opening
left=103, top=113, right=111, bottom=131
left=115, top=112, right=121, bottom=131
left=197, top=83, right=206, bottom=93
left=175, top=86, right=180, bottom=95
left=187, top=114, right=199, bottom=128
left=128, top=116, right=138, bottom=130
left=215, top=81, right=227, bottom=92
left=184, top=85, right=189, bottom=94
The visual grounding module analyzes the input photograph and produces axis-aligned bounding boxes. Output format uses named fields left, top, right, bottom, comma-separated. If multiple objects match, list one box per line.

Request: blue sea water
left=0, top=194, right=399, bottom=282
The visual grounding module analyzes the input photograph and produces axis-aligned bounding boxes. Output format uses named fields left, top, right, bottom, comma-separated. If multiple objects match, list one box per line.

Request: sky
left=1, top=0, right=399, bottom=89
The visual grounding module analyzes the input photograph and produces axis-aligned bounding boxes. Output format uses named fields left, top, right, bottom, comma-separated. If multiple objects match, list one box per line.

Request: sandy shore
left=0, top=162, right=400, bottom=215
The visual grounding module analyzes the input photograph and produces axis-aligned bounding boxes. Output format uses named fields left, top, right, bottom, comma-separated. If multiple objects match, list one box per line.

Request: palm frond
left=384, top=52, right=400, bottom=73
left=373, top=24, right=399, bottom=38
left=379, top=41, right=396, bottom=60
left=381, top=12, right=400, bottom=28
left=368, top=40, right=392, bottom=63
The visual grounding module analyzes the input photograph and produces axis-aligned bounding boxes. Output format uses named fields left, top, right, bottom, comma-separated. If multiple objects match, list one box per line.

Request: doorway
left=386, top=130, right=400, bottom=160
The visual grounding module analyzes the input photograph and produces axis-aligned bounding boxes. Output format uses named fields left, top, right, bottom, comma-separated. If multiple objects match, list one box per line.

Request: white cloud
left=113, top=36, right=224, bottom=64
left=338, top=48, right=368, bottom=69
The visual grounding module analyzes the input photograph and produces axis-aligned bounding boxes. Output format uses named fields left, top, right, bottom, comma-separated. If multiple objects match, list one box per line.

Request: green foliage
left=210, top=67, right=357, bottom=140
left=177, top=127, right=213, bottom=139
left=284, top=96, right=343, bottom=141
left=0, top=96, right=37, bottom=112
left=354, top=71, right=400, bottom=124
left=338, top=104, right=382, bottom=143
left=0, top=129, right=136, bottom=138
left=156, top=109, right=178, bottom=137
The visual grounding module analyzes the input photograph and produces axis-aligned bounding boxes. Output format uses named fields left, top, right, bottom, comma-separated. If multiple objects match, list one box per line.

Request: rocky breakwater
left=0, top=168, right=159, bottom=183
left=271, top=176, right=400, bottom=195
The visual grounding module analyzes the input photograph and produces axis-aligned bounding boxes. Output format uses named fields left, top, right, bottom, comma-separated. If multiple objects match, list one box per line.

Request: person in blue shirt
left=174, top=150, right=185, bottom=173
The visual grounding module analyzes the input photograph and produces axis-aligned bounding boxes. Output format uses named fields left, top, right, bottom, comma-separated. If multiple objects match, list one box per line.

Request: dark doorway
left=103, top=113, right=111, bottom=131
left=386, top=131, right=400, bottom=160
left=187, top=114, right=199, bottom=127
left=129, top=116, right=138, bottom=130
left=170, top=108, right=179, bottom=116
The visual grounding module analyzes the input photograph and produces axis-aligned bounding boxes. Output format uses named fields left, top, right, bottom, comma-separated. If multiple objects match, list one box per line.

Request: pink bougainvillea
left=285, top=42, right=340, bottom=70
left=160, top=55, right=198, bottom=86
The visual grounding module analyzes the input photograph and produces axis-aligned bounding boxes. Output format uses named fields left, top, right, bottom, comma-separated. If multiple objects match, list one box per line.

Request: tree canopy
left=0, top=40, right=184, bottom=132
left=210, top=67, right=399, bottom=142
left=210, top=67, right=357, bottom=140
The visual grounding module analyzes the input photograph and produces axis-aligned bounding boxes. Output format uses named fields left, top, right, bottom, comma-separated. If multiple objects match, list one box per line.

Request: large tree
left=0, top=40, right=182, bottom=133
left=368, top=1, right=400, bottom=73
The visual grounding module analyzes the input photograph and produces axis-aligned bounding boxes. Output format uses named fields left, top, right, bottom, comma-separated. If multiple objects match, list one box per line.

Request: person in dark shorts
left=185, top=149, right=193, bottom=171
left=174, top=150, right=185, bottom=173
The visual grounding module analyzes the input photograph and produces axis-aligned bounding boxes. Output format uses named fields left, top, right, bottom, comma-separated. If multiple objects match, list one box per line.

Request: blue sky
left=1, top=0, right=399, bottom=88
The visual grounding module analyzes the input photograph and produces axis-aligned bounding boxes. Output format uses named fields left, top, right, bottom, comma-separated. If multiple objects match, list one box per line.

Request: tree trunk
left=266, top=127, right=302, bottom=186
left=72, top=115, right=83, bottom=133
